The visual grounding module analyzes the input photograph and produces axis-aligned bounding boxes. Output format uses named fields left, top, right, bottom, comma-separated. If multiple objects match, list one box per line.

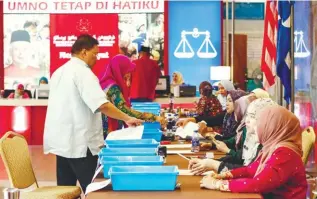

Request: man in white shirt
left=44, top=34, right=143, bottom=193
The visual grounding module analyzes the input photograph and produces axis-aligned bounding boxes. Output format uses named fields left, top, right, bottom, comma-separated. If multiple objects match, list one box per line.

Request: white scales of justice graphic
left=294, top=30, right=310, bottom=58
left=174, top=28, right=217, bottom=59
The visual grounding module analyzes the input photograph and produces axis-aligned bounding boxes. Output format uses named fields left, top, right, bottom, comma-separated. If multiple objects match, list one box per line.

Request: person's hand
left=211, top=171, right=233, bottom=180
left=125, top=117, right=144, bottom=127
left=198, top=122, right=207, bottom=134
left=214, top=141, right=230, bottom=153
left=176, top=118, right=196, bottom=127
left=200, top=142, right=212, bottom=151
left=156, top=116, right=166, bottom=128
left=188, top=159, right=215, bottom=175
left=200, top=175, right=223, bottom=190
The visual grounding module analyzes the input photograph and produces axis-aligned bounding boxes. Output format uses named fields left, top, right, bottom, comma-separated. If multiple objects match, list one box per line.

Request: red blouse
left=229, top=147, right=307, bottom=199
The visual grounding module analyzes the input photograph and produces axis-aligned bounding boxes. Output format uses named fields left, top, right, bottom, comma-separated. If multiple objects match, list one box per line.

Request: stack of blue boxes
left=99, top=103, right=178, bottom=191
left=99, top=139, right=178, bottom=191
left=132, top=102, right=163, bottom=142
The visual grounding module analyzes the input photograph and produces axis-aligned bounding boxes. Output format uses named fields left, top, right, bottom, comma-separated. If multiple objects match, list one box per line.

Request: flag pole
left=290, top=2, right=295, bottom=113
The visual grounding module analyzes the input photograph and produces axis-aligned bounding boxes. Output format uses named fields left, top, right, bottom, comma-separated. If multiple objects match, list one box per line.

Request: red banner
left=50, top=14, right=119, bottom=77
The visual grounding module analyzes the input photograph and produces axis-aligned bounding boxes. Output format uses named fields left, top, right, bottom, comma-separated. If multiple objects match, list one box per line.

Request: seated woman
left=170, top=71, right=184, bottom=94
left=177, top=90, right=247, bottom=136
left=99, top=55, right=164, bottom=137
left=39, top=76, right=48, bottom=85
left=8, top=84, right=30, bottom=99
left=217, top=80, right=235, bottom=111
left=210, top=90, right=247, bottom=141
left=34, top=77, right=49, bottom=98
left=199, top=106, right=307, bottom=199
left=189, top=95, right=259, bottom=173
left=195, top=81, right=223, bottom=132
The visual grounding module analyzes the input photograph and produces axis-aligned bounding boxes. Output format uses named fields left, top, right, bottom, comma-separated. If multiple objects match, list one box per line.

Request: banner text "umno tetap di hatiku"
left=4, top=0, right=164, bottom=14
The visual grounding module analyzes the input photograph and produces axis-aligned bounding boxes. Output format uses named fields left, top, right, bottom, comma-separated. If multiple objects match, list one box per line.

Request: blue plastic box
left=143, top=122, right=161, bottom=130
left=142, top=130, right=163, bottom=142
left=109, top=166, right=179, bottom=191
left=101, top=156, right=164, bottom=178
left=99, top=148, right=157, bottom=157
left=105, top=139, right=159, bottom=148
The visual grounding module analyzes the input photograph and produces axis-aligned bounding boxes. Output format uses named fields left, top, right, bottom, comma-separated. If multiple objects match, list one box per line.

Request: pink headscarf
left=255, top=106, right=302, bottom=176
left=99, top=54, right=136, bottom=106
left=99, top=55, right=135, bottom=132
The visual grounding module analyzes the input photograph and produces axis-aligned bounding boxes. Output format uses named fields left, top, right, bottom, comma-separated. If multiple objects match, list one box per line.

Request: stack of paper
left=106, top=126, right=144, bottom=140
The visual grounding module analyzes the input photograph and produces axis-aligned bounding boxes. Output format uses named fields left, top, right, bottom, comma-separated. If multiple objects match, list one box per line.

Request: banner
left=50, top=14, right=119, bottom=77
left=3, top=14, right=50, bottom=89
left=4, top=0, right=164, bottom=14
left=168, top=1, right=221, bottom=87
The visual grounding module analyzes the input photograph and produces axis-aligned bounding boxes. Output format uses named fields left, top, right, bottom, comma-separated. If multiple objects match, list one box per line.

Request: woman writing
left=199, top=106, right=307, bottom=199
left=99, top=55, right=164, bottom=137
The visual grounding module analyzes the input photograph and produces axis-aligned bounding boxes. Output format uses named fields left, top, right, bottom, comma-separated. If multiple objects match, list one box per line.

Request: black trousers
left=56, top=149, right=98, bottom=193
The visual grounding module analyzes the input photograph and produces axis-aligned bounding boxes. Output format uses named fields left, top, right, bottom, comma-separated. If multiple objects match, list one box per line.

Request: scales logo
left=294, top=30, right=310, bottom=58
left=174, top=28, right=217, bottom=59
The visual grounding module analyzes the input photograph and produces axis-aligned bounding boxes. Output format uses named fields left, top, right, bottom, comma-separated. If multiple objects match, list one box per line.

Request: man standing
left=130, top=46, right=161, bottom=102
left=44, top=34, right=142, bottom=193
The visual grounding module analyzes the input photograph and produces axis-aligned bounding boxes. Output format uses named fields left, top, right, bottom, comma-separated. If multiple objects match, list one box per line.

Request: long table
left=87, top=151, right=263, bottom=199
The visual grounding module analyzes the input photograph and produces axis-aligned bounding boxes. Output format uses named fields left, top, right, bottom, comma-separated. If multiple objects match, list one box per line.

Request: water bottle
left=191, top=130, right=200, bottom=152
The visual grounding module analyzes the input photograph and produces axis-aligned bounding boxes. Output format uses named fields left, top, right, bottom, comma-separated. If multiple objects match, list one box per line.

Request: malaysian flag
left=276, top=1, right=294, bottom=104
left=261, top=0, right=278, bottom=90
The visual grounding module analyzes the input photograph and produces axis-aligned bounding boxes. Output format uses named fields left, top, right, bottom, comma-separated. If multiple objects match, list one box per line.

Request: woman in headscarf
left=195, top=81, right=223, bottom=133
left=213, top=90, right=247, bottom=141
left=251, top=88, right=270, bottom=99
left=196, top=81, right=222, bottom=117
left=33, top=76, right=49, bottom=98
left=99, top=55, right=164, bottom=137
left=39, top=76, right=48, bottom=85
left=8, top=84, right=29, bottom=99
left=178, top=90, right=247, bottom=137
left=199, top=106, right=307, bottom=199
left=170, top=71, right=184, bottom=93
left=217, top=80, right=235, bottom=111
left=189, top=95, right=256, bottom=174
left=242, top=98, right=276, bottom=166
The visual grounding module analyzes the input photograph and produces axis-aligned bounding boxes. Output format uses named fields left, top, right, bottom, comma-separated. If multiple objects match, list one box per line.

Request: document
left=106, top=126, right=144, bottom=140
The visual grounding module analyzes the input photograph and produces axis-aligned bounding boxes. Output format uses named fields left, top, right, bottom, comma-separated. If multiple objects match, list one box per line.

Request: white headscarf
left=219, top=80, right=235, bottom=91
left=217, top=80, right=235, bottom=110
left=242, top=98, right=277, bottom=166
left=252, top=88, right=270, bottom=99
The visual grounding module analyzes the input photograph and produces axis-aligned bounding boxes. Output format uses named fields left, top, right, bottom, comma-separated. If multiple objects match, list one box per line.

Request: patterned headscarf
left=242, top=98, right=277, bottom=166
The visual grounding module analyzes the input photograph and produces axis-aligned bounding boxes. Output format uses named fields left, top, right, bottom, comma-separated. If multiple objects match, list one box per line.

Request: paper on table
left=167, top=150, right=194, bottom=154
left=106, top=126, right=144, bottom=140
left=165, top=144, right=192, bottom=149
left=178, top=169, right=215, bottom=176
left=175, top=122, right=204, bottom=139
left=85, top=179, right=111, bottom=195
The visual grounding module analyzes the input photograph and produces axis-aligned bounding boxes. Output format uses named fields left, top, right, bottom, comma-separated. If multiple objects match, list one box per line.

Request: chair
left=302, top=126, right=316, bottom=165
left=0, top=131, right=81, bottom=199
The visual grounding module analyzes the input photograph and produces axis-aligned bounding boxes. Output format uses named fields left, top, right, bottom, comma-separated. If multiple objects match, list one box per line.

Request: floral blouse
left=102, top=85, right=157, bottom=135
left=196, top=95, right=223, bottom=132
